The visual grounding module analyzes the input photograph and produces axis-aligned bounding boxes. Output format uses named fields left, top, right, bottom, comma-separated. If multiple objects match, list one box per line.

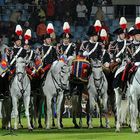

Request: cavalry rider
left=124, top=28, right=140, bottom=80
left=57, top=22, right=76, bottom=62
left=0, top=34, right=11, bottom=97
left=80, top=20, right=103, bottom=61
left=39, top=23, right=57, bottom=81
left=10, top=25, right=27, bottom=75
left=109, top=17, right=132, bottom=92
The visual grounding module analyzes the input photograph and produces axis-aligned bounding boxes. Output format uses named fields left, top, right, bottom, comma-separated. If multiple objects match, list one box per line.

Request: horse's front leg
left=114, top=88, right=122, bottom=132
left=12, top=96, right=18, bottom=130
left=46, top=96, right=52, bottom=129
left=88, top=94, right=96, bottom=129
left=102, top=92, right=110, bottom=128
left=24, top=95, right=32, bottom=130
left=130, top=88, right=138, bottom=133
left=57, top=91, right=64, bottom=129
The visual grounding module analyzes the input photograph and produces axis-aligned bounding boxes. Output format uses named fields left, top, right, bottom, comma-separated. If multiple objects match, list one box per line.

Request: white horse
left=87, top=59, right=110, bottom=128
left=114, top=59, right=129, bottom=132
left=43, top=60, right=70, bottom=129
left=10, top=57, right=32, bottom=130
left=129, top=66, right=140, bottom=133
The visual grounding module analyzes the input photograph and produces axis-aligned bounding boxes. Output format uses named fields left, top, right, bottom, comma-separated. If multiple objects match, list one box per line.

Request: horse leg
left=72, top=95, right=79, bottom=128
left=103, top=93, right=110, bottom=128
left=78, top=94, right=82, bottom=128
left=23, top=95, right=32, bottom=130
left=57, top=92, right=64, bottom=129
left=114, top=88, right=122, bottom=132
left=98, top=97, right=103, bottom=128
left=12, top=96, right=18, bottom=130
left=130, top=92, right=138, bottom=133
left=38, top=95, right=44, bottom=128
left=60, top=96, right=65, bottom=128
left=18, top=98, right=23, bottom=128
left=86, top=99, right=90, bottom=127
left=46, top=96, right=52, bottom=129
left=30, top=96, right=34, bottom=128
left=88, top=95, right=96, bottom=129
left=52, top=98, right=56, bottom=127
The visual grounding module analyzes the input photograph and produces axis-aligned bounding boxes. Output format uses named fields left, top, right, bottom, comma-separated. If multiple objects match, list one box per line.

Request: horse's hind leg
left=72, top=95, right=79, bottom=128
left=57, top=92, right=64, bottom=129
left=130, top=92, right=138, bottom=133
left=114, top=88, right=121, bottom=132
left=103, top=93, right=110, bottom=128
left=24, top=95, right=32, bottom=130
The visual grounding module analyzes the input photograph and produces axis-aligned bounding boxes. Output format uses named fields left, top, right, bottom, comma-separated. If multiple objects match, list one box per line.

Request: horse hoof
left=88, top=125, right=93, bottom=129
left=106, top=125, right=111, bottom=129
left=52, top=123, right=55, bottom=127
left=38, top=125, right=43, bottom=129
left=46, top=127, right=50, bottom=130
left=74, top=125, right=80, bottom=129
left=58, top=127, right=62, bottom=130
left=132, top=129, right=138, bottom=133
left=100, top=125, right=104, bottom=128
left=115, top=129, right=120, bottom=132
left=18, top=124, right=23, bottom=128
left=60, top=123, right=63, bottom=128
left=28, top=127, right=33, bottom=132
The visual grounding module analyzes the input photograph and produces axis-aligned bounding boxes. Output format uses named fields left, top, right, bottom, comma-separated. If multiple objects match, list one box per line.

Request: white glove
left=116, top=58, right=121, bottom=62
left=83, top=51, right=89, bottom=57
left=104, top=62, right=110, bottom=68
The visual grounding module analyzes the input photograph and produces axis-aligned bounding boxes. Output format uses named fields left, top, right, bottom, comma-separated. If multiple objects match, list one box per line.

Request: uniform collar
left=63, top=43, right=69, bottom=46
left=117, top=37, right=125, bottom=42
left=89, top=40, right=97, bottom=44
left=43, top=43, right=50, bottom=46
left=133, top=39, right=140, bottom=45
left=14, top=45, right=21, bottom=48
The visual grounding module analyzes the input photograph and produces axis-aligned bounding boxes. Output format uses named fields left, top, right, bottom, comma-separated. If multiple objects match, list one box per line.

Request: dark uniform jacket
left=40, top=44, right=57, bottom=67
left=58, top=43, right=76, bottom=57
left=81, top=41, right=102, bottom=61
left=130, top=40, right=140, bottom=62
left=109, top=39, right=131, bottom=61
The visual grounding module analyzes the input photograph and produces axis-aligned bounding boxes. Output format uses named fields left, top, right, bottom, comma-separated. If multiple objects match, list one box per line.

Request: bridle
left=51, top=64, right=69, bottom=93
left=92, top=64, right=105, bottom=94
left=16, top=62, right=29, bottom=95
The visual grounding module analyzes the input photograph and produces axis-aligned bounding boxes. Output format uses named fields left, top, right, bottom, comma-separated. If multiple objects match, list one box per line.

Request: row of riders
left=0, top=16, right=140, bottom=132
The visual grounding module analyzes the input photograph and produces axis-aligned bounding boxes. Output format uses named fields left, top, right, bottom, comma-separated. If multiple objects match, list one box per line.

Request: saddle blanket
left=71, top=58, right=90, bottom=82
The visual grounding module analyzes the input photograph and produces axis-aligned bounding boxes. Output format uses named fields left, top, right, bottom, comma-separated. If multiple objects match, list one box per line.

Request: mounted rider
left=39, top=23, right=57, bottom=81
left=57, top=22, right=76, bottom=64
left=108, top=17, right=131, bottom=91
left=121, top=17, right=140, bottom=92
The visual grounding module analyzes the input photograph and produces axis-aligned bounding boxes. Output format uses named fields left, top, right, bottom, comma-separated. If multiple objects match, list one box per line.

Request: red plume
left=24, top=29, right=31, bottom=44
left=94, top=20, right=102, bottom=32
left=119, top=17, right=127, bottom=30
left=15, top=25, right=23, bottom=36
left=100, top=29, right=108, bottom=41
left=63, top=22, right=70, bottom=33
left=47, top=23, right=54, bottom=34
left=135, top=17, right=140, bottom=29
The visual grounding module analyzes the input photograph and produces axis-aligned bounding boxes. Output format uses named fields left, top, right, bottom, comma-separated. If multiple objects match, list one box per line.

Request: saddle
left=109, top=61, right=119, bottom=73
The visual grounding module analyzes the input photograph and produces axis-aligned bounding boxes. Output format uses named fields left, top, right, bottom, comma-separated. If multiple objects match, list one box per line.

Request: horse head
left=90, top=59, right=104, bottom=88
left=16, top=57, right=26, bottom=81
left=59, top=63, right=70, bottom=91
